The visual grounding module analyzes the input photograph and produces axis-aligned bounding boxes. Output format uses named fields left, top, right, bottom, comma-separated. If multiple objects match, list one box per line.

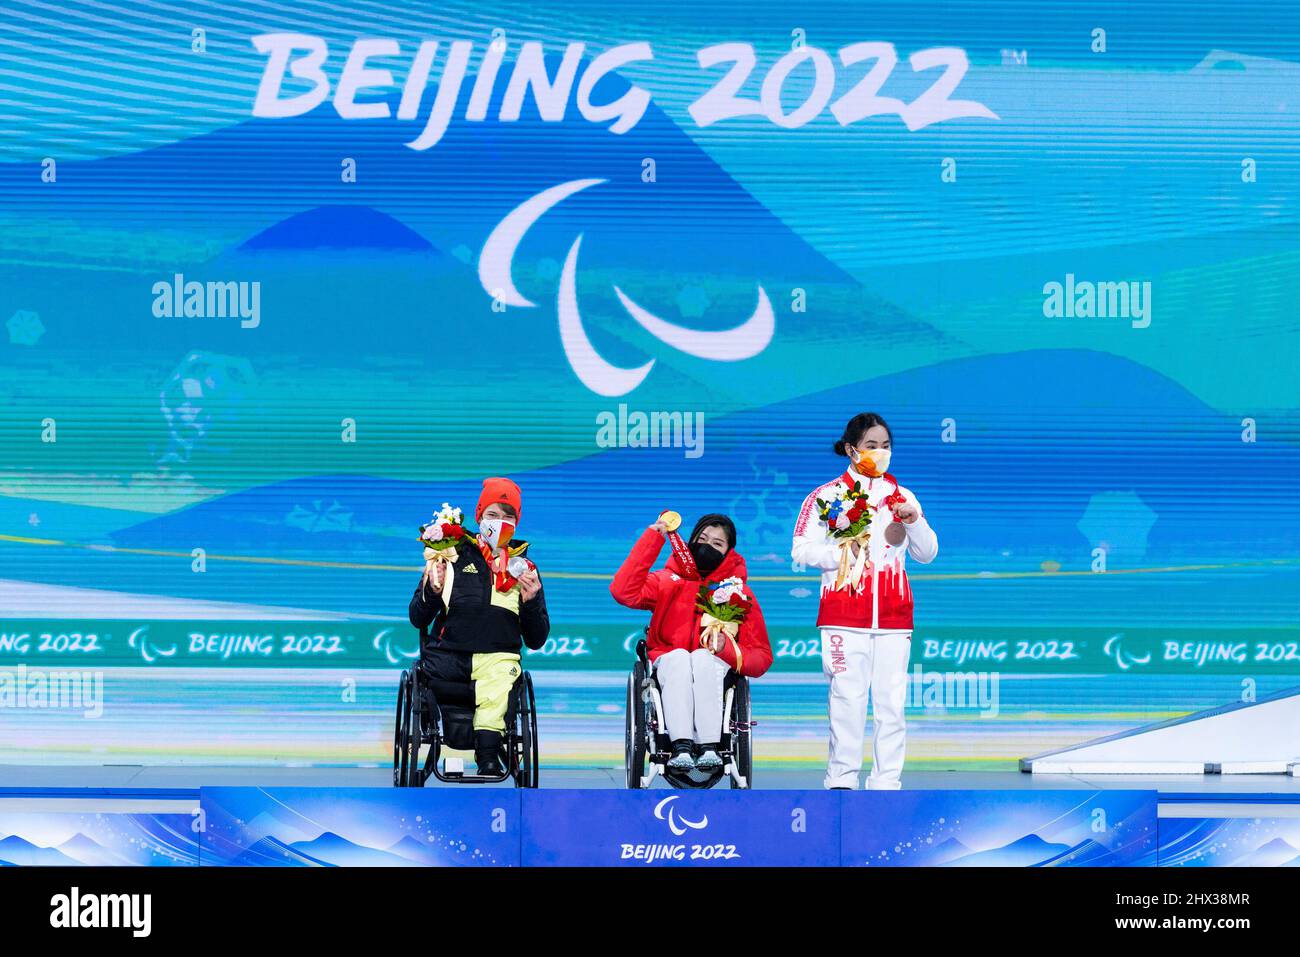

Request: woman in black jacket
left=409, top=477, right=548, bottom=774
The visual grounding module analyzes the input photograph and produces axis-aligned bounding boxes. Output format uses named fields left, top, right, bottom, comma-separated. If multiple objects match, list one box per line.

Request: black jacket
left=408, top=539, right=550, bottom=656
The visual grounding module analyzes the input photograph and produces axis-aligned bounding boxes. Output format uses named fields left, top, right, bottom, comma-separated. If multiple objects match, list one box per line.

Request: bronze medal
left=884, top=521, right=907, bottom=546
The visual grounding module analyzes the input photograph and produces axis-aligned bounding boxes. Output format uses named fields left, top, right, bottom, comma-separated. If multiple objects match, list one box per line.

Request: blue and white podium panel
left=522, top=791, right=840, bottom=866
left=0, top=806, right=200, bottom=867
left=17, top=787, right=1300, bottom=866
left=199, top=788, right=522, bottom=867
left=841, top=790, right=1159, bottom=867
left=1158, top=815, right=1300, bottom=867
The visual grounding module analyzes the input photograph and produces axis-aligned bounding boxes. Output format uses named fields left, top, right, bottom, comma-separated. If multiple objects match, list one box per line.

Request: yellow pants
left=471, top=652, right=522, bottom=733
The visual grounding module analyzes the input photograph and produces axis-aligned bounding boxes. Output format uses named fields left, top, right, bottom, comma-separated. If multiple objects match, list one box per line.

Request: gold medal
left=659, top=510, right=681, bottom=532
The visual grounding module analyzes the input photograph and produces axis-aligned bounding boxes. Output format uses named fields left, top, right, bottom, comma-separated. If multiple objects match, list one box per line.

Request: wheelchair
left=624, top=638, right=754, bottom=789
left=392, top=652, right=539, bottom=788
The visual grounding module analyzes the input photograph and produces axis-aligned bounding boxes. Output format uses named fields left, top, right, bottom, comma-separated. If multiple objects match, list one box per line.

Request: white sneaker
left=666, top=748, right=696, bottom=771
left=695, top=749, right=723, bottom=771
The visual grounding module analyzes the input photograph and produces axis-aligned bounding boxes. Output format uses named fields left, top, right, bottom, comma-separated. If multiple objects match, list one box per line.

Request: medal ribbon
left=666, top=529, right=701, bottom=579
left=478, top=538, right=521, bottom=593
left=843, top=470, right=908, bottom=522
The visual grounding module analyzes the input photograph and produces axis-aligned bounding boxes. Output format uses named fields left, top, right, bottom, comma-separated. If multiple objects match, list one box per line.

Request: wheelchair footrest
left=432, top=755, right=514, bottom=784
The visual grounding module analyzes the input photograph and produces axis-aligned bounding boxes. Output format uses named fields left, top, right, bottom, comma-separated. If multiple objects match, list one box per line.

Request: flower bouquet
left=695, top=576, right=753, bottom=665
left=815, top=480, right=875, bottom=592
left=418, top=503, right=467, bottom=605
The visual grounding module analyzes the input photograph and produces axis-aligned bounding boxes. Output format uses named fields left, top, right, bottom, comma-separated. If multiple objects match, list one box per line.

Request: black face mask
left=689, top=541, right=726, bottom=575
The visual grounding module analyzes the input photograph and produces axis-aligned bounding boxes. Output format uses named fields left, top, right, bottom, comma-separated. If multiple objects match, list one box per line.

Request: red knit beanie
left=476, top=477, right=522, bottom=522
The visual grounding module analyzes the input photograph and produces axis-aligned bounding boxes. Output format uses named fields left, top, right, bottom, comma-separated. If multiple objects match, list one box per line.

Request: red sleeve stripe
left=793, top=479, right=838, bottom=536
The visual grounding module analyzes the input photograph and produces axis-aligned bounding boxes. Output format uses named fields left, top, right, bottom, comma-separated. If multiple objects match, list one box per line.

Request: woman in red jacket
left=611, top=513, right=773, bottom=772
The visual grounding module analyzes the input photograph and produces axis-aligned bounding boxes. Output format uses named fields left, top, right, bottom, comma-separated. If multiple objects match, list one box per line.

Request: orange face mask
left=851, top=447, right=891, bottom=477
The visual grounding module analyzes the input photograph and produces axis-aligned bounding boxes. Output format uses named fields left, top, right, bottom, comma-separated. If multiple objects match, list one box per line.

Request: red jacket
left=610, top=528, right=773, bottom=678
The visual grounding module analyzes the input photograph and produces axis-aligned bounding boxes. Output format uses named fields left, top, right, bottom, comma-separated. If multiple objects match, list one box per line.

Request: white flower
left=834, top=513, right=851, bottom=530
left=422, top=524, right=444, bottom=543
left=432, top=503, right=463, bottom=526
left=711, top=578, right=745, bottom=604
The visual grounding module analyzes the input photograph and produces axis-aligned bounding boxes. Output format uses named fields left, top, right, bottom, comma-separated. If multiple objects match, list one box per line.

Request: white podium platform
left=1021, top=684, right=1300, bottom=774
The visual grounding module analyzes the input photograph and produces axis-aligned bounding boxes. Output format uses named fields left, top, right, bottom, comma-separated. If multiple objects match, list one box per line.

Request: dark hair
left=832, top=412, right=892, bottom=457
left=689, top=513, right=736, bottom=552
left=482, top=501, right=518, bottom=520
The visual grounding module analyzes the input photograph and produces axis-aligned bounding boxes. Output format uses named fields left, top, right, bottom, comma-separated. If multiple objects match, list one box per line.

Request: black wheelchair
left=624, top=638, right=754, bottom=789
left=392, top=655, right=539, bottom=788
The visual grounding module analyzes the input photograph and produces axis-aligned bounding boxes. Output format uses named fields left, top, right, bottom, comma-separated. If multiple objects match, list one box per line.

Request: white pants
left=654, top=647, right=730, bottom=745
left=820, top=627, right=911, bottom=790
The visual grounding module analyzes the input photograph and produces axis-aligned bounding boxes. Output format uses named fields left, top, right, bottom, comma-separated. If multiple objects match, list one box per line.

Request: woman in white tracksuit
left=791, top=412, right=938, bottom=790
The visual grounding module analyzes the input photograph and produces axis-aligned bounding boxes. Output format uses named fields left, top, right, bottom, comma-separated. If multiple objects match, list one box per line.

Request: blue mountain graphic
left=226, top=834, right=330, bottom=867
left=926, top=836, right=974, bottom=865
left=238, top=205, right=442, bottom=254
left=386, top=834, right=443, bottom=865
left=226, top=831, right=413, bottom=867
left=946, top=832, right=1073, bottom=867
left=225, top=831, right=418, bottom=867
left=287, top=831, right=421, bottom=867
left=1035, top=837, right=1119, bottom=867
left=1236, top=836, right=1300, bottom=868
left=57, top=832, right=134, bottom=866
left=0, top=834, right=82, bottom=867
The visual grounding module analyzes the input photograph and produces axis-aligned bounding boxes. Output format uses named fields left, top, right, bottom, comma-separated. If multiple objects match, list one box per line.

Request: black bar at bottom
left=0, top=865, right=1283, bottom=943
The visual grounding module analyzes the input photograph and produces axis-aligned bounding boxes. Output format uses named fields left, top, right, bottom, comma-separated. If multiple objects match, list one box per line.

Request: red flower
left=442, top=523, right=463, bottom=538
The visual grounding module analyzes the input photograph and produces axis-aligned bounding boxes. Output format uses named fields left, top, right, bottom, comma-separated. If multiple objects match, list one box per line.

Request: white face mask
left=850, top=446, right=891, bottom=477
left=479, top=517, right=516, bottom=553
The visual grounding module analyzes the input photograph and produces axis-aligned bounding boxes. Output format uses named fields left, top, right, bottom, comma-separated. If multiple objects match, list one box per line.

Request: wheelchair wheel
left=403, top=670, right=423, bottom=790
left=625, top=661, right=649, bottom=789
left=392, top=670, right=408, bottom=790
left=729, top=677, right=752, bottom=790
left=514, top=672, right=540, bottom=789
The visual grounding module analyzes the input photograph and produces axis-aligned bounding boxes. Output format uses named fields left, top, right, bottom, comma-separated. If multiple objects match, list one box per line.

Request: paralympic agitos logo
left=478, top=178, right=773, bottom=396
left=654, top=795, right=709, bottom=836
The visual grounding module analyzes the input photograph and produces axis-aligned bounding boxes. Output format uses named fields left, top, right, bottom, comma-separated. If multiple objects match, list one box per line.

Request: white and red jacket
left=791, top=468, right=938, bottom=632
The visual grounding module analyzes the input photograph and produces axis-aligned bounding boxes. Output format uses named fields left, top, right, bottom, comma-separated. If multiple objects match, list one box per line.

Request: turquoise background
left=0, top=0, right=1296, bottom=766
